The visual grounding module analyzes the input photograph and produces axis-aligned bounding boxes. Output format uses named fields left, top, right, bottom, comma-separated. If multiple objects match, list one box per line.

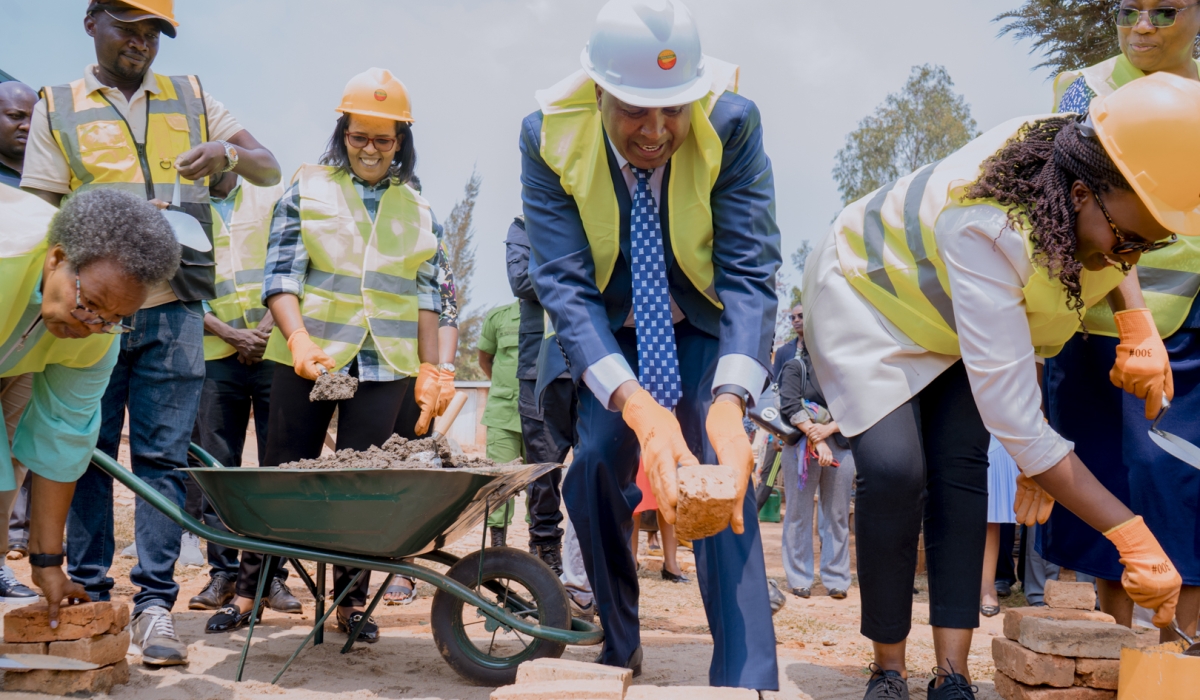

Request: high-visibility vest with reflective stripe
left=1053, top=55, right=1200, bottom=338
left=203, top=182, right=285, bottom=361
left=43, top=73, right=215, bottom=301
left=535, top=59, right=741, bottom=307
left=834, top=115, right=1127, bottom=359
left=0, top=185, right=113, bottom=378
left=263, top=165, right=438, bottom=376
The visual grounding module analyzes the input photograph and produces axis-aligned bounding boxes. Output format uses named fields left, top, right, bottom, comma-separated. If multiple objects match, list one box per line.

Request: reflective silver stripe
left=306, top=269, right=363, bottom=295
left=369, top=318, right=419, bottom=338
left=903, top=161, right=956, bottom=332
left=862, top=183, right=898, bottom=296
left=303, top=316, right=367, bottom=344
left=245, top=307, right=267, bottom=324
left=362, top=270, right=418, bottom=296
left=213, top=280, right=237, bottom=299
left=235, top=269, right=264, bottom=285
left=1140, top=267, right=1200, bottom=299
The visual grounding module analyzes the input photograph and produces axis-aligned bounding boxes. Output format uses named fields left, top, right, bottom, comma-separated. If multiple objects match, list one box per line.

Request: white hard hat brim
left=581, top=47, right=712, bottom=108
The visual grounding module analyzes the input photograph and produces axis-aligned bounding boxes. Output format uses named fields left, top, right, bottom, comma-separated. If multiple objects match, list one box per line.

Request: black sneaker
left=529, top=542, right=563, bottom=576
left=0, top=565, right=38, bottom=603
left=266, top=578, right=302, bottom=614
left=926, top=667, right=977, bottom=700
left=490, top=526, right=507, bottom=548
left=189, top=574, right=235, bottom=610
left=864, top=663, right=908, bottom=700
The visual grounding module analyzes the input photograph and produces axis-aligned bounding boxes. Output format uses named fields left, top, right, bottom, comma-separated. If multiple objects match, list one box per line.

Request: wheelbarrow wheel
left=431, top=547, right=570, bottom=686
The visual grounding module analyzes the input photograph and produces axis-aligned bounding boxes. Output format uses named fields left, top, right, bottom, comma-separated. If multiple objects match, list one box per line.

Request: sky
left=0, top=0, right=1064, bottom=316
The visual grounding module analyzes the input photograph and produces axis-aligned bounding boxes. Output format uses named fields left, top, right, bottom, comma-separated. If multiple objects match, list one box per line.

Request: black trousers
left=392, top=377, right=425, bottom=439
left=236, top=363, right=409, bottom=606
left=848, top=361, right=990, bottom=643
left=518, top=378, right=576, bottom=546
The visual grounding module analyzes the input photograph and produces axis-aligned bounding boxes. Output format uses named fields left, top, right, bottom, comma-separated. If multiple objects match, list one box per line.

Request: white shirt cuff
left=712, top=354, right=769, bottom=406
left=582, top=353, right=637, bottom=412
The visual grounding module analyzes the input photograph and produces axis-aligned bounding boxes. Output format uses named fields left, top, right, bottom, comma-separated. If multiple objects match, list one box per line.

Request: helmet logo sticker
left=374, top=89, right=388, bottom=101
left=658, top=50, right=677, bottom=70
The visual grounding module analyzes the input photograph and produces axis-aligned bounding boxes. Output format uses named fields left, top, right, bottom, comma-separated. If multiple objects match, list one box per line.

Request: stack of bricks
left=992, top=580, right=1136, bottom=699
left=2, top=601, right=131, bottom=695
left=489, top=658, right=758, bottom=699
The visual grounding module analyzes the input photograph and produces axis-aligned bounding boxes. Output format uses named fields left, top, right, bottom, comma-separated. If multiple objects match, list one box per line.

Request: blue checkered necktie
left=629, top=166, right=682, bottom=410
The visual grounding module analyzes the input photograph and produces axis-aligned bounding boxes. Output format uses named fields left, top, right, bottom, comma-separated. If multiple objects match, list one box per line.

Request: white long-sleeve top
left=804, top=203, right=1076, bottom=476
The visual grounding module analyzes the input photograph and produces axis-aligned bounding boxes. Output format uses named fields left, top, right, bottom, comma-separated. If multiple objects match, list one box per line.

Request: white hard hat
left=581, top=0, right=709, bottom=108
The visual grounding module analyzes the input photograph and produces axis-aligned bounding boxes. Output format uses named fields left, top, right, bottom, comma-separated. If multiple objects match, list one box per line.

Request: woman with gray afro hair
left=49, top=189, right=180, bottom=286
left=0, top=184, right=183, bottom=624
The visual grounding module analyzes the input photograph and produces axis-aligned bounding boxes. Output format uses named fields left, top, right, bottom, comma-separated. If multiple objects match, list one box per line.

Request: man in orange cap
left=20, top=0, right=281, bottom=668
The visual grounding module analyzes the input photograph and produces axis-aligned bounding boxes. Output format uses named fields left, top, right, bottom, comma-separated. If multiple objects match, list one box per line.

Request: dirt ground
left=1, top=429, right=1014, bottom=700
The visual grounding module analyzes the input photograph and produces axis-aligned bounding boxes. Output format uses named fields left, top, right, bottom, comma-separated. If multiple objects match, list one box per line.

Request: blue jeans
left=67, top=301, right=205, bottom=614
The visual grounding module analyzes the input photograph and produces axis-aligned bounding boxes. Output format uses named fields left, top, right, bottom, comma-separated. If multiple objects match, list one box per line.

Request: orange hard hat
left=335, top=68, right=413, bottom=124
left=89, top=0, right=178, bottom=37
left=1091, top=71, right=1200, bottom=237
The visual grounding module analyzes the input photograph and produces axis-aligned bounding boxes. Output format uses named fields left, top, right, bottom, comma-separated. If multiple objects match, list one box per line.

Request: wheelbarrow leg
left=341, top=573, right=393, bottom=654
left=286, top=559, right=322, bottom=646
left=236, top=554, right=274, bottom=682
left=271, top=568, right=365, bottom=685
left=314, top=563, right=326, bottom=646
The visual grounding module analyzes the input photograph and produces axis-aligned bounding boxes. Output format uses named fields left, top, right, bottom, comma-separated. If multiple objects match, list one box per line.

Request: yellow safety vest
left=835, top=116, right=1127, bottom=359
left=1053, top=55, right=1200, bottom=338
left=203, top=183, right=285, bottom=361
left=263, top=166, right=438, bottom=376
left=0, top=186, right=113, bottom=378
left=535, top=59, right=741, bottom=306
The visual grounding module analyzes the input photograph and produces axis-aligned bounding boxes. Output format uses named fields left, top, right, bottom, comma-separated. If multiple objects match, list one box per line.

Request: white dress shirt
left=582, top=139, right=769, bottom=410
left=804, top=203, right=1075, bottom=476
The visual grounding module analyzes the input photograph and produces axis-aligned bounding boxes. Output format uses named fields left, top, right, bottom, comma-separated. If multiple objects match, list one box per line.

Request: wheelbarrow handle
left=187, top=442, right=223, bottom=468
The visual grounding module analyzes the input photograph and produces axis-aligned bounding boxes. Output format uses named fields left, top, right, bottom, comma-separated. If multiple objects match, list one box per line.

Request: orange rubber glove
left=1110, top=309, right=1174, bottom=419
left=706, top=400, right=755, bottom=535
left=287, top=329, right=334, bottom=381
left=413, top=363, right=440, bottom=435
left=1013, top=473, right=1054, bottom=526
left=436, top=366, right=455, bottom=416
left=1105, top=515, right=1182, bottom=628
left=622, top=389, right=698, bottom=523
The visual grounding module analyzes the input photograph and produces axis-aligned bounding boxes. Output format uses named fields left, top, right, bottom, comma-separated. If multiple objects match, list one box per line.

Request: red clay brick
left=1003, top=607, right=1115, bottom=642
left=994, top=671, right=1116, bottom=699
left=1074, top=658, right=1120, bottom=690
left=490, top=679, right=625, bottom=700
left=4, top=602, right=121, bottom=644
left=992, top=637, right=1074, bottom=687
left=1044, top=581, right=1097, bottom=611
left=1018, top=618, right=1136, bottom=659
left=516, top=658, right=632, bottom=691
left=48, top=631, right=130, bottom=666
left=3, top=658, right=129, bottom=695
left=675, top=465, right=738, bottom=541
left=0, top=642, right=46, bottom=655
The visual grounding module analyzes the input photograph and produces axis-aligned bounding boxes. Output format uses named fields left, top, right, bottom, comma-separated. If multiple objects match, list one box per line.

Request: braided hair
left=965, top=116, right=1130, bottom=313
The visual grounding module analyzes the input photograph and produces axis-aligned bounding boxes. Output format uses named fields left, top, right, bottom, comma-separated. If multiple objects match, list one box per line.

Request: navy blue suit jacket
left=519, top=91, right=781, bottom=386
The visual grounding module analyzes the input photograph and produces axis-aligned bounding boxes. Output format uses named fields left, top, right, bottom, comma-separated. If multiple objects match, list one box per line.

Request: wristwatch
left=714, top=384, right=750, bottom=410
left=29, top=553, right=65, bottom=568
left=437, top=362, right=456, bottom=374
left=215, top=140, right=239, bottom=173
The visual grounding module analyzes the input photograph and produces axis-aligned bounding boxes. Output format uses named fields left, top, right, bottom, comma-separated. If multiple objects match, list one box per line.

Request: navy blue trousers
left=564, top=323, right=778, bottom=690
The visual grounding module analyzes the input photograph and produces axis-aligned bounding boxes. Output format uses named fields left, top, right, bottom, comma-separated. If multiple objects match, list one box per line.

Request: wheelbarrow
left=89, top=446, right=603, bottom=686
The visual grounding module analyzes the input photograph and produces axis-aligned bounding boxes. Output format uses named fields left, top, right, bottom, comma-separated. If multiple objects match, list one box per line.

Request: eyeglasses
left=71, top=275, right=134, bottom=334
left=1093, top=192, right=1178, bottom=257
left=1115, top=2, right=1200, bottom=28
left=345, top=133, right=397, bottom=152
left=789, top=314, right=804, bottom=321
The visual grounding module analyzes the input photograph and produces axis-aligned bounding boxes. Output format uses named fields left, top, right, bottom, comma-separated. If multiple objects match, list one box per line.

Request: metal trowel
left=0, top=654, right=100, bottom=671
left=1169, top=621, right=1200, bottom=657
left=160, top=172, right=212, bottom=252
left=1148, top=398, right=1200, bottom=471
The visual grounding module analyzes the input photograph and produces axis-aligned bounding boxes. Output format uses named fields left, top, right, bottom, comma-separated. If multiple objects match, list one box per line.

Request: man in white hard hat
left=521, top=0, right=780, bottom=691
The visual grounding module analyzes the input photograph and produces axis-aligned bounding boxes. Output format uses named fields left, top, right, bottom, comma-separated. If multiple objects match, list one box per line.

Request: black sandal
left=205, top=603, right=262, bottom=633
left=336, top=610, right=380, bottom=643
left=981, top=604, right=1001, bottom=617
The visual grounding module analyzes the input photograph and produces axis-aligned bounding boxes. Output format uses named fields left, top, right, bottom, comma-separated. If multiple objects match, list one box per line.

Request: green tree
left=995, top=0, right=1119, bottom=76
left=776, top=239, right=812, bottom=345
left=833, top=65, right=978, bottom=206
left=441, top=169, right=487, bottom=380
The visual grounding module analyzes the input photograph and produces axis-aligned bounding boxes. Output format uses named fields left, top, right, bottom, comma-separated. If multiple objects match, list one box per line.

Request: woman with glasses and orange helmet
left=0, top=187, right=179, bottom=627
left=803, top=73, right=1199, bottom=700
left=1041, top=0, right=1200, bottom=645
left=203, top=68, right=449, bottom=642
